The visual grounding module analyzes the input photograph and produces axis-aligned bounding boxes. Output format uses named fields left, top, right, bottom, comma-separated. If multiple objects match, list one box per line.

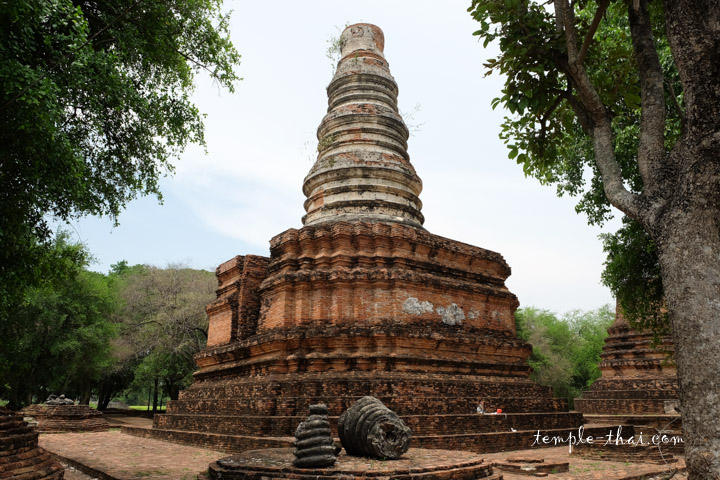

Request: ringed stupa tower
left=302, top=23, right=423, bottom=228
left=127, top=23, right=582, bottom=453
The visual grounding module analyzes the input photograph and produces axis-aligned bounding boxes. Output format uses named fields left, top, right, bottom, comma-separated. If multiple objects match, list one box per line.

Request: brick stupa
left=0, top=406, right=64, bottom=479
left=574, top=302, right=681, bottom=431
left=126, top=23, right=582, bottom=453
left=23, top=404, right=110, bottom=433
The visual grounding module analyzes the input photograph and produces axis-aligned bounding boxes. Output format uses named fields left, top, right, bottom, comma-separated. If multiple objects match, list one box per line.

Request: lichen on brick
left=436, top=303, right=465, bottom=326
left=402, top=297, right=434, bottom=315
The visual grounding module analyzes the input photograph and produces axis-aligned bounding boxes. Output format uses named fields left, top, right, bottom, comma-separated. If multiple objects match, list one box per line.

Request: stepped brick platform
left=199, top=448, right=502, bottom=480
left=0, top=406, right=64, bottom=479
left=129, top=23, right=582, bottom=455
left=574, top=303, right=681, bottom=435
left=23, top=405, right=110, bottom=433
left=574, top=304, right=683, bottom=463
left=39, top=430, right=689, bottom=480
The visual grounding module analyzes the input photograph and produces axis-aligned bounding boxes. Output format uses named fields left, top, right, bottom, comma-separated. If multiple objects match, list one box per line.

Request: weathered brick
left=22, top=404, right=109, bottom=433
left=0, top=406, right=64, bottom=479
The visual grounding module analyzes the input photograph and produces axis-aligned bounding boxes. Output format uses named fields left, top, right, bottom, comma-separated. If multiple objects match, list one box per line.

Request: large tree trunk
left=97, top=384, right=112, bottom=411
left=659, top=3, right=720, bottom=478
left=656, top=142, right=720, bottom=479
left=79, top=386, right=92, bottom=406
left=169, top=384, right=180, bottom=401
left=659, top=227, right=720, bottom=477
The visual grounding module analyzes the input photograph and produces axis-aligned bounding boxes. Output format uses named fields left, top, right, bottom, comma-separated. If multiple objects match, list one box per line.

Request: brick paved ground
left=40, top=430, right=224, bottom=480
left=39, top=431, right=686, bottom=480
left=481, top=447, right=686, bottom=480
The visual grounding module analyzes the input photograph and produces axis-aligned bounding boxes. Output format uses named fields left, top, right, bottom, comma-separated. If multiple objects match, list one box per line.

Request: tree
left=94, top=261, right=149, bottom=411
left=515, top=306, right=612, bottom=404
left=113, top=264, right=215, bottom=404
left=469, top=1, right=720, bottom=476
left=600, top=216, right=667, bottom=336
left=0, top=0, right=240, bottom=323
left=0, top=232, right=116, bottom=409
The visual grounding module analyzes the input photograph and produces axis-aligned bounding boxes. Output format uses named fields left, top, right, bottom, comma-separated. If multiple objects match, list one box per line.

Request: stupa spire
left=302, top=23, right=424, bottom=227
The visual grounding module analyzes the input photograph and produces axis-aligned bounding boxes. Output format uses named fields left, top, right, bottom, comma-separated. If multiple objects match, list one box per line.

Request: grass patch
left=129, top=405, right=166, bottom=412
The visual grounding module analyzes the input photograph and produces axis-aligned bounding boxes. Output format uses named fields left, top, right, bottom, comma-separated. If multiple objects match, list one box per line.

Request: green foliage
left=601, top=216, right=667, bottom=335
left=0, top=232, right=117, bottom=408
left=0, top=0, right=240, bottom=323
left=0, top=241, right=216, bottom=409
left=468, top=1, right=682, bottom=328
left=515, top=305, right=613, bottom=404
left=325, top=22, right=349, bottom=74
left=111, top=264, right=215, bottom=403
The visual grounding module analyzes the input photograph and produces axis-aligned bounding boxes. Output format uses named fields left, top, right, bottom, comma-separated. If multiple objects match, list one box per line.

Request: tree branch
left=577, top=0, right=610, bottom=65
left=555, top=0, right=646, bottom=222
left=628, top=0, right=667, bottom=196
left=554, top=0, right=580, bottom=61
left=665, top=79, right=686, bottom=131
left=194, top=326, right=208, bottom=340
left=538, top=94, right=565, bottom=154
left=561, top=89, right=594, bottom=133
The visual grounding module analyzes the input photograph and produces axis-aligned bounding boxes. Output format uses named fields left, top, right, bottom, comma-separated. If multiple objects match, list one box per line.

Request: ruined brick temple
left=574, top=302, right=681, bottom=431
left=125, top=23, right=582, bottom=453
left=572, top=303, right=683, bottom=461
left=22, top=403, right=110, bottom=433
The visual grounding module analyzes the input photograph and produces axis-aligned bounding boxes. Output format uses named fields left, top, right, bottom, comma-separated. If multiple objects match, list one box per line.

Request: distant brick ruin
left=0, top=406, right=64, bottom=479
left=124, top=23, right=582, bottom=454
left=23, top=404, right=110, bottom=433
left=573, top=302, right=682, bottom=462
left=574, top=302, right=680, bottom=430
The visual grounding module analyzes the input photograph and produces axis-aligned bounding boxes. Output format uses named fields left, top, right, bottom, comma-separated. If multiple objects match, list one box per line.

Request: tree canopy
left=0, top=0, right=240, bottom=322
left=110, top=263, right=215, bottom=408
left=0, top=243, right=216, bottom=410
left=0, top=232, right=116, bottom=408
left=469, top=1, right=676, bottom=328
left=515, top=305, right=613, bottom=404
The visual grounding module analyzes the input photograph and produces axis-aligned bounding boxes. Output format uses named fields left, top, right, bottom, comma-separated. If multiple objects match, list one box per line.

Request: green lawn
left=129, top=405, right=166, bottom=412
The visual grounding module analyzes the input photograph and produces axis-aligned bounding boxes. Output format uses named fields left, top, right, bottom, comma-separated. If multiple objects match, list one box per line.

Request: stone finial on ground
left=338, top=396, right=411, bottom=459
left=292, top=403, right=338, bottom=468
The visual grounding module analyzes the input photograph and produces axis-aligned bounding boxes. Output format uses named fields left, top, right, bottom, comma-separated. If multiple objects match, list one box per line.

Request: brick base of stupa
left=126, top=370, right=583, bottom=454
left=123, top=223, right=584, bottom=454
left=23, top=404, right=110, bottom=433
left=0, top=406, right=64, bottom=479
left=574, top=319, right=681, bottom=430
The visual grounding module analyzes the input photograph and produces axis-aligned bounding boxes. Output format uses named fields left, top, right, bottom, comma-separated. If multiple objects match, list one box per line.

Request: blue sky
left=63, top=1, right=622, bottom=314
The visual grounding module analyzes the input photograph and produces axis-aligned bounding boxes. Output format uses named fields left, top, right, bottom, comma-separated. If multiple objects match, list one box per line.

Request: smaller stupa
left=0, top=406, right=64, bottom=479
left=23, top=395, right=110, bottom=433
left=574, top=301, right=680, bottom=430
